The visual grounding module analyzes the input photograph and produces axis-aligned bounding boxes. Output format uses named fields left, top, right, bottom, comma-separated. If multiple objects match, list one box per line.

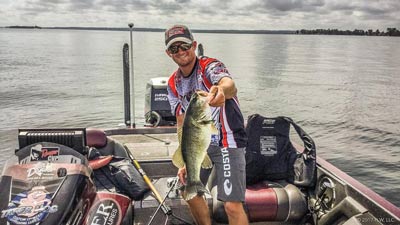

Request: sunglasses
left=168, top=43, right=192, bottom=54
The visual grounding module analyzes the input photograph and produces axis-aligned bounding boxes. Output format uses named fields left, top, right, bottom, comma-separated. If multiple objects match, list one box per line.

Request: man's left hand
left=208, top=85, right=225, bottom=107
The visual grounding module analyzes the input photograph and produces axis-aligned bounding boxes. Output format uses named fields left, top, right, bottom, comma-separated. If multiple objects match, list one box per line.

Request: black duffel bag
left=245, top=114, right=317, bottom=187
left=91, top=152, right=150, bottom=201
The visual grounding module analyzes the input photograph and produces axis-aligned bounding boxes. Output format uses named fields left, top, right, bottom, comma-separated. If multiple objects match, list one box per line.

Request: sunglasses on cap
left=168, top=43, right=192, bottom=54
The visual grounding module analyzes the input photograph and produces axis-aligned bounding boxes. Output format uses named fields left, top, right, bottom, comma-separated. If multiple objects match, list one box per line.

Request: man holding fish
left=165, top=25, right=248, bottom=225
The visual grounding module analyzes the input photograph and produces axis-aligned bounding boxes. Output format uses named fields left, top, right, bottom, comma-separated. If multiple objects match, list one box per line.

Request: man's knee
left=223, top=202, right=245, bottom=217
left=187, top=195, right=209, bottom=209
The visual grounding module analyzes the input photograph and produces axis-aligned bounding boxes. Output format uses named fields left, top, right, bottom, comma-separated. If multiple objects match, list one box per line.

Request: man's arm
left=217, top=77, right=237, bottom=99
left=209, top=77, right=237, bottom=107
left=176, top=113, right=185, bottom=128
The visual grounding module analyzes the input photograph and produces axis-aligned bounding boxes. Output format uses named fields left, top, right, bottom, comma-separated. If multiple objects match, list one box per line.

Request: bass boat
left=0, top=126, right=399, bottom=225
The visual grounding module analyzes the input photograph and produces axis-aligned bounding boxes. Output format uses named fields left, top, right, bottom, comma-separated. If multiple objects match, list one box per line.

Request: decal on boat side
left=87, top=199, right=121, bottom=225
left=30, top=144, right=60, bottom=161
left=1, top=186, right=58, bottom=225
left=27, top=162, right=54, bottom=179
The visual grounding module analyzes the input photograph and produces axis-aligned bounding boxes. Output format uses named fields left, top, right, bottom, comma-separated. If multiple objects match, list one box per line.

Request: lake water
left=0, top=29, right=399, bottom=207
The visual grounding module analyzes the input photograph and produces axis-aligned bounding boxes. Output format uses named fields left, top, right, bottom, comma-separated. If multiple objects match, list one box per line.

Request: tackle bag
left=107, top=156, right=150, bottom=200
left=90, top=149, right=150, bottom=201
left=245, top=114, right=316, bottom=187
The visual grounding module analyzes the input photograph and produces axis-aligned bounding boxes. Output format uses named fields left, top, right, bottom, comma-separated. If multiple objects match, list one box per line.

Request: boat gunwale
left=317, top=156, right=400, bottom=219
left=105, top=127, right=176, bottom=136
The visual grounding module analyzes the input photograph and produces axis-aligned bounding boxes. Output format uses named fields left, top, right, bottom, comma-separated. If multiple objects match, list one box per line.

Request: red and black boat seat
left=86, top=128, right=129, bottom=158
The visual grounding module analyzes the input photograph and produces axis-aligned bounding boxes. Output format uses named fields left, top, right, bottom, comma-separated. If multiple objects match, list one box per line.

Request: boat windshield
left=1, top=154, right=19, bottom=176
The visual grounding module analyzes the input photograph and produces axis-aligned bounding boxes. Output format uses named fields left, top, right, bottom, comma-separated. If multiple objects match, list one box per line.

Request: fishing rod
left=123, top=145, right=194, bottom=225
left=147, top=176, right=180, bottom=225
left=124, top=145, right=169, bottom=213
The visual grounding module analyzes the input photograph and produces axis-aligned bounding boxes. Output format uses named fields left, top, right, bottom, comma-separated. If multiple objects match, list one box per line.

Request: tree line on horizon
left=4, top=25, right=400, bottom=37
left=297, top=28, right=400, bottom=36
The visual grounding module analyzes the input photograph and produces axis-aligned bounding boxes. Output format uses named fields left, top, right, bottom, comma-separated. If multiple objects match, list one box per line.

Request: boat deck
left=111, top=132, right=179, bottom=160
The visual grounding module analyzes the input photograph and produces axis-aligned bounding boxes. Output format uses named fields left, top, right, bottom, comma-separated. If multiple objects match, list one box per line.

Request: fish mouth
left=198, top=90, right=212, bottom=103
left=191, top=90, right=210, bottom=105
left=196, top=90, right=208, bottom=97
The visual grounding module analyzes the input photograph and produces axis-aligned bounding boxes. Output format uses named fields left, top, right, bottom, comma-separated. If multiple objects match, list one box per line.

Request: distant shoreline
left=2, top=26, right=399, bottom=36
left=3, top=26, right=296, bottom=34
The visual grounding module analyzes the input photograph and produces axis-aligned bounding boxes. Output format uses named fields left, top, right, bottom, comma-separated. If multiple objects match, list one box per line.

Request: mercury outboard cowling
left=144, top=77, right=176, bottom=126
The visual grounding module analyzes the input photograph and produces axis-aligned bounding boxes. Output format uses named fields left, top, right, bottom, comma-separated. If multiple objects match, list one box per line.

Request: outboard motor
left=145, top=77, right=176, bottom=126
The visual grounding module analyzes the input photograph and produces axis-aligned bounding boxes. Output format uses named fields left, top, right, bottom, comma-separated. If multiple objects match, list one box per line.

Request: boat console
left=17, top=128, right=87, bottom=154
left=0, top=128, right=134, bottom=225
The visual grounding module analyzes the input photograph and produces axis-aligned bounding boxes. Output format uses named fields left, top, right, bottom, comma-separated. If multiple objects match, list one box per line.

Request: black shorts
left=201, top=145, right=246, bottom=202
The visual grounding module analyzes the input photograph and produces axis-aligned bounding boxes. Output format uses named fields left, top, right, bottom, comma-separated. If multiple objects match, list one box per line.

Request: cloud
left=1, top=0, right=399, bottom=30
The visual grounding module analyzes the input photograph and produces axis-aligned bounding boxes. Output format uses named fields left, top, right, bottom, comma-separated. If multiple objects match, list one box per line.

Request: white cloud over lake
left=1, top=0, right=399, bottom=30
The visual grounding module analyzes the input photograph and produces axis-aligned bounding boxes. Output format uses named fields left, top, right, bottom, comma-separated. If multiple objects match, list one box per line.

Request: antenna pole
left=128, top=23, right=135, bottom=128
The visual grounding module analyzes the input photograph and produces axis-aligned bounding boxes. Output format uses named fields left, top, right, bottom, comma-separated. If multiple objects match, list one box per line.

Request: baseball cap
left=165, top=25, right=194, bottom=49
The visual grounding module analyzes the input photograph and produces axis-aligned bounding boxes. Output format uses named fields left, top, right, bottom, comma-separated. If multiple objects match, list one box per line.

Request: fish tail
left=184, top=181, right=209, bottom=201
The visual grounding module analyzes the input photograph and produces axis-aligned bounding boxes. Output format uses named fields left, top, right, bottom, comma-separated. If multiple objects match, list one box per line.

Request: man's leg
left=187, top=195, right=211, bottom=225
left=224, top=201, right=249, bottom=225
left=210, top=146, right=248, bottom=225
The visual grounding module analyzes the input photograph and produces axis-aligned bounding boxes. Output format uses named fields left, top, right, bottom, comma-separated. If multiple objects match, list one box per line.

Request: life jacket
left=245, top=114, right=317, bottom=187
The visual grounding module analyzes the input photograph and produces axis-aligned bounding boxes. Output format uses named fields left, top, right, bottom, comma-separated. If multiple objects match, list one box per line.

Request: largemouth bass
left=172, top=91, right=217, bottom=201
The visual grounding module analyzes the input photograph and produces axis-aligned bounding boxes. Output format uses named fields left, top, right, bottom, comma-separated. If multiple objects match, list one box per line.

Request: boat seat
left=86, top=128, right=129, bottom=158
left=210, top=179, right=308, bottom=223
left=86, top=128, right=108, bottom=148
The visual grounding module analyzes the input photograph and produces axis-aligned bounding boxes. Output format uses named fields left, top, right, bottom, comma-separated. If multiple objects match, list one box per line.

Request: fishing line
left=142, top=134, right=171, bottom=145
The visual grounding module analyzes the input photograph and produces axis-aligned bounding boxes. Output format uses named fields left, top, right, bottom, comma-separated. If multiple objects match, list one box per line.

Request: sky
left=1, top=0, right=399, bottom=31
